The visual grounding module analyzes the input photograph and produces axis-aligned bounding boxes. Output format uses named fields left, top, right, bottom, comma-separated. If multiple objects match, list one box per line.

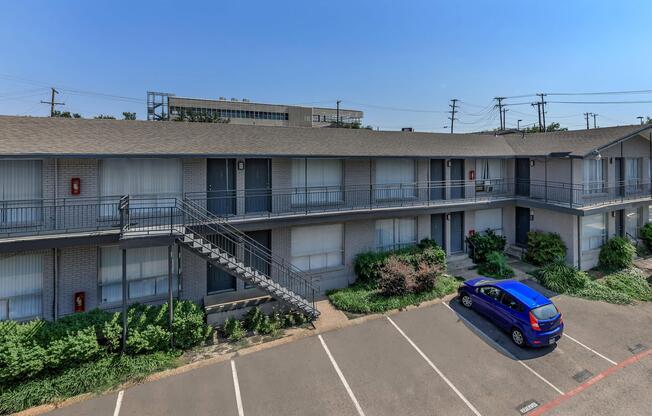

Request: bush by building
left=524, top=231, right=567, bottom=265
left=598, top=237, right=635, bottom=272
left=466, top=230, right=506, bottom=264
left=478, top=251, right=514, bottom=279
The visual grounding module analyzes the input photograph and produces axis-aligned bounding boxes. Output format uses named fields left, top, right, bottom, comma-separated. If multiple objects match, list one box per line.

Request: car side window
left=501, top=294, right=524, bottom=312
left=478, top=286, right=502, bottom=301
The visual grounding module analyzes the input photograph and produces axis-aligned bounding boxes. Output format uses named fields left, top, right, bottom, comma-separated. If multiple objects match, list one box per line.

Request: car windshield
left=531, top=303, right=559, bottom=320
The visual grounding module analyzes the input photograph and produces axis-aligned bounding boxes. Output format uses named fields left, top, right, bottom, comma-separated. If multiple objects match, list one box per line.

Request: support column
left=168, top=245, right=174, bottom=348
left=121, top=248, right=127, bottom=353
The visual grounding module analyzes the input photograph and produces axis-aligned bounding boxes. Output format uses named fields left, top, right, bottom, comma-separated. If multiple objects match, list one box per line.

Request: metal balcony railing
left=1, top=180, right=651, bottom=239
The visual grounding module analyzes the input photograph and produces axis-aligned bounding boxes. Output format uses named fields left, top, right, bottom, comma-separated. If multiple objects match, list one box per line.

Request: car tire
left=460, top=293, right=473, bottom=308
left=511, top=328, right=526, bottom=348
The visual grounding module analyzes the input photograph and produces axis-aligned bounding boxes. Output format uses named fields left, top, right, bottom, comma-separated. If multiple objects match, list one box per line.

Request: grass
left=327, top=275, right=460, bottom=314
left=0, top=352, right=179, bottom=415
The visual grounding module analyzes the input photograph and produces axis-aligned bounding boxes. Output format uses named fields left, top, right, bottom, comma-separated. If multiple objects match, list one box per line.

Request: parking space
left=47, top=291, right=652, bottom=416
left=235, top=335, right=359, bottom=416
left=391, top=303, right=560, bottom=416
left=320, top=317, right=475, bottom=416
left=119, top=361, right=237, bottom=415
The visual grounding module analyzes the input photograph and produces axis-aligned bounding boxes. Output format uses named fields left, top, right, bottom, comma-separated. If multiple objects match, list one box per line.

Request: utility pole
left=584, top=112, right=591, bottom=130
left=336, top=100, right=341, bottom=125
left=592, top=113, right=598, bottom=129
left=532, top=102, right=542, bottom=132
left=502, top=108, right=509, bottom=129
left=637, top=116, right=645, bottom=125
left=537, top=93, right=547, bottom=132
left=40, top=87, right=64, bottom=117
left=494, top=97, right=505, bottom=130
left=517, top=119, right=522, bottom=130
left=448, top=98, right=458, bottom=133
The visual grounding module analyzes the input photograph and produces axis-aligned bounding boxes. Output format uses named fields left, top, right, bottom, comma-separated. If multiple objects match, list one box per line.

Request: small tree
left=122, top=112, right=136, bottom=120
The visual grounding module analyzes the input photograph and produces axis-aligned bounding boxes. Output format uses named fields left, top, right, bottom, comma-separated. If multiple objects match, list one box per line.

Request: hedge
left=524, top=231, right=566, bottom=266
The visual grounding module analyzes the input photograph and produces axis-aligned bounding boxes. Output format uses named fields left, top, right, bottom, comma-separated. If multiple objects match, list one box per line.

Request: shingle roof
left=503, top=125, right=652, bottom=157
left=0, top=115, right=649, bottom=158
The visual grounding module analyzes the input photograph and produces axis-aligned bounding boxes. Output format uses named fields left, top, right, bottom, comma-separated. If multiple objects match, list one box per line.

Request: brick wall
left=58, top=246, right=98, bottom=317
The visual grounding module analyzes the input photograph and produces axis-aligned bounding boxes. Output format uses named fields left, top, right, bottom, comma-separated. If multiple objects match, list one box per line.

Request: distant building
left=147, top=92, right=363, bottom=128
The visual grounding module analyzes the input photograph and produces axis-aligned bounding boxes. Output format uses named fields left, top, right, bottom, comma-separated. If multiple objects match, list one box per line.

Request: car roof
left=491, top=280, right=551, bottom=309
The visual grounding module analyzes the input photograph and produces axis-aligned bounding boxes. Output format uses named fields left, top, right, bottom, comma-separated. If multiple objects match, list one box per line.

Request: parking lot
left=49, top=279, right=652, bottom=416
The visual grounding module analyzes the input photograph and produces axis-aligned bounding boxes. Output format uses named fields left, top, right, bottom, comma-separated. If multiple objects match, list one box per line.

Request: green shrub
left=602, top=269, right=652, bottom=301
left=466, top=230, right=506, bottom=264
left=598, top=237, right=635, bottom=271
left=524, top=231, right=567, bottom=266
left=353, top=240, right=446, bottom=286
left=640, top=223, right=652, bottom=250
left=537, top=260, right=590, bottom=293
left=171, top=300, right=213, bottom=350
left=478, top=251, right=514, bottom=279
left=572, top=281, right=633, bottom=305
left=222, top=317, right=246, bottom=342
left=244, top=307, right=266, bottom=334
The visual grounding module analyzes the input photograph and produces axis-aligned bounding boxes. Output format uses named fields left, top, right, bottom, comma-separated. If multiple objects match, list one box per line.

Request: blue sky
left=1, top=0, right=651, bottom=132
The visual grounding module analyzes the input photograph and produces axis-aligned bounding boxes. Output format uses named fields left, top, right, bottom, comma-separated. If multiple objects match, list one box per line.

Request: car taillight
left=529, top=311, right=541, bottom=331
left=559, top=313, right=563, bottom=324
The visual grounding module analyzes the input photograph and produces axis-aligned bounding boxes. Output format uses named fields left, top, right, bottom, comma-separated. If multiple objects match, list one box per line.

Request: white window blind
left=0, top=160, right=43, bottom=225
left=99, top=159, right=182, bottom=207
left=625, top=158, right=642, bottom=192
left=583, top=159, right=605, bottom=193
left=0, top=253, right=43, bottom=320
left=291, top=159, right=343, bottom=205
left=375, top=159, right=416, bottom=199
left=581, top=213, right=606, bottom=251
left=476, top=159, right=503, bottom=181
left=100, top=246, right=178, bottom=304
left=475, top=208, right=503, bottom=235
left=625, top=208, right=641, bottom=239
left=291, top=224, right=343, bottom=271
left=375, top=217, right=417, bottom=251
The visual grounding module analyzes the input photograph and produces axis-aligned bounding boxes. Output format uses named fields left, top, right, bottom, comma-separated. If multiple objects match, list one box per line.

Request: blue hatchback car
left=458, top=277, right=564, bottom=348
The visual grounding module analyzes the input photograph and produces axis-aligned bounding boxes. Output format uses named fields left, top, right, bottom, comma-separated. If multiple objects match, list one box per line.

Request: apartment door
left=244, top=230, right=271, bottom=277
left=450, top=211, right=464, bottom=253
left=207, top=235, right=237, bottom=294
left=615, top=210, right=624, bottom=237
left=515, top=207, right=530, bottom=247
left=245, top=159, right=271, bottom=213
left=450, top=159, right=465, bottom=199
left=430, top=159, right=445, bottom=201
left=615, top=158, right=624, bottom=197
left=515, top=158, right=530, bottom=197
left=431, top=213, right=446, bottom=251
left=207, top=159, right=236, bottom=216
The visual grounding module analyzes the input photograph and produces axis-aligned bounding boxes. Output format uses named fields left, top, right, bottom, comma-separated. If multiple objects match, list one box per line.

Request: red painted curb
left=529, top=348, right=652, bottom=416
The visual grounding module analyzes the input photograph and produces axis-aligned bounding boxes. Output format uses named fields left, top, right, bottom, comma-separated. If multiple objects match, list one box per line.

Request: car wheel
left=511, top=328, right=526, bottom=347
left=460, top=293, right=473, bottom=308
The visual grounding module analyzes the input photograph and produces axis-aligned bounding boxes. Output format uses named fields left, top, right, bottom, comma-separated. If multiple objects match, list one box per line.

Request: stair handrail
left=174, top=199, right=319, bottom=312
left=180, top=197, right=317, bottom=284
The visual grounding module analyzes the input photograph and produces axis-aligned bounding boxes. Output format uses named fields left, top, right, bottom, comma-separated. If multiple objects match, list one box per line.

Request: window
left=476, top=159, right=504, bottom=181
left=375, top=159, right=416, bottom=199
left=99, top=159, right=182, bottom=214
left=581, top=213, right=607, bottom=251
left=478, top=286, right=502, bottom=301
left=474, top=208, right=503, bottom=235
left=625, top=207, right=642, bottom=239
left=291, top=159, right=343, bottom=205
left=291, top=224, right=343, bottom=271
left=0, top=253, right=42, bottom=320
left=375, top=217, right=417, bottom=251
left=500, top=293, right=524, bottom=312
left=0, top=160, right=43, bottom=226
left=583, top=159, right=606, bottom=193
left=648, top=205, right=652, bottom=223
left=99, top=246, right=178, bottom=304
left=625, top=158, right=642, bottom=193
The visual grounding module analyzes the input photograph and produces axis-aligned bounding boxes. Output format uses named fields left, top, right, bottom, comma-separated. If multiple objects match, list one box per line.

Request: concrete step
left=446, top=254, right=475, bottom=272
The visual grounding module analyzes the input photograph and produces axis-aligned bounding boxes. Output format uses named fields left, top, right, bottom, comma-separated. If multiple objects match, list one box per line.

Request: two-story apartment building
left=1, top=116, right=651, bottom=322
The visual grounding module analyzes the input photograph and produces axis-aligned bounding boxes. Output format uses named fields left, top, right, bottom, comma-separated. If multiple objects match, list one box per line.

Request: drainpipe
left=53, top=248, right=58, bottom=321
left=569, top=158, right=573, bottom=208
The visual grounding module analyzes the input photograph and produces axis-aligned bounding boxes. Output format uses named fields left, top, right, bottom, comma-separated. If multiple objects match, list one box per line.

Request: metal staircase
left=119, top=196, right=320, bottom=318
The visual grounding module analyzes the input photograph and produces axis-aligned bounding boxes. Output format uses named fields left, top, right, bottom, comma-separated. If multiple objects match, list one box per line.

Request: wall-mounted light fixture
left=530, top=209, right=535, bottom=221
left=237, top=160, right=245, bottom=170
left=530, top=160, right=536, bottom=167
left=446, top=160, right=452, bottom=167
left=446, top=213, right=451, bottom=221
left=609, top=157, right=614, bottom=164
left=611, top=211, right=616, bottom=217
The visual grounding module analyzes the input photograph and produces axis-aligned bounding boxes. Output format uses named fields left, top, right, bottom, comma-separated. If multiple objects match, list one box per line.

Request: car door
left=474, top=286, right=502, bottom=319
left=494, top=292, right=522, bottom=330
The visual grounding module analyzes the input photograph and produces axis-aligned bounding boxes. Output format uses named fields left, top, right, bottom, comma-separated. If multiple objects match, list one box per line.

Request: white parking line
left=442, top=302, right=566, bottom=396
left=231, top=360, right=245, bottom=416
left=386, top=316, right=483, bottom=416
left=113, top=390, right=124, bottom=416
left=318, top=334, right=366, bottom=416
left=564, top=333, right=618, bottom=365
